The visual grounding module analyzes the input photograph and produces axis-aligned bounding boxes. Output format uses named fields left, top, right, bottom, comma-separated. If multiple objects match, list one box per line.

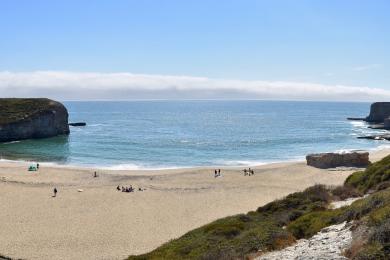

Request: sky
left=0, top=0, right=389, bottom=101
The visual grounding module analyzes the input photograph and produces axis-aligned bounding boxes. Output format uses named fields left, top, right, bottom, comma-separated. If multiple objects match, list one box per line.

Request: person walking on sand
left=218, top=169, right=221, bottom=176
left=37, top=163, right=40, bottom=170
left=53, top=187, right=57, bottom=197
left=214, top=169, right=218, bottom=178
left=93, top=171, right=97, bottom=178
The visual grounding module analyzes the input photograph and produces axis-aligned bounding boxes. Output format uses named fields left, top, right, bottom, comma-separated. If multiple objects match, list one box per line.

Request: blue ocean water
left=0, top=101, right=388, bottom=169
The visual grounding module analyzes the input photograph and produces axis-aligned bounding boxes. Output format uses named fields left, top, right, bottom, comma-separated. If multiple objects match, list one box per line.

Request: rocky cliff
left=365, top=102, right=390, bottom=123
left=0, top=98, right=70, bottom=142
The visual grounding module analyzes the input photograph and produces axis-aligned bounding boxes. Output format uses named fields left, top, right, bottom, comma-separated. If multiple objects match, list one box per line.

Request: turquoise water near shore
left=0, top=101, right=388, bottom=169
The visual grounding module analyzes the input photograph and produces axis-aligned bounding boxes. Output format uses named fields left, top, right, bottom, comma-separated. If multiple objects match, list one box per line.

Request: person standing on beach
left=53, top=187, right=58, bottom=197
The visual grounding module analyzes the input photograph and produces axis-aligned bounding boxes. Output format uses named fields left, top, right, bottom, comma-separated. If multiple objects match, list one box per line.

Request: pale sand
left=0, top=149, right=389, bottom=260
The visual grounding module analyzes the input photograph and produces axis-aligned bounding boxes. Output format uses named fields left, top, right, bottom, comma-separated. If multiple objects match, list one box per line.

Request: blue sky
left=0, top=0, right=389, bottom=100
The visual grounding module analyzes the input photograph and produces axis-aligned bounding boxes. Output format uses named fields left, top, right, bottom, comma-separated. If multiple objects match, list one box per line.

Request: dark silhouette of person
left=116, top=185, right=120, bottom=191
left=37, top=163, right=40, bottom=170
left=53, top=187, right=57, bottom=197
left=94, top=171, right=97, bottom=177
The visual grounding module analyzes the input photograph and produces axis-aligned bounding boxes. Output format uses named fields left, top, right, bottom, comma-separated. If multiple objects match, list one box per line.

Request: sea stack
left=0, top=98, right=70, bottom=142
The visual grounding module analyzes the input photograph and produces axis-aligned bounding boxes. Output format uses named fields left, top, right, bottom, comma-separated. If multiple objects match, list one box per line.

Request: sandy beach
left=0, top=149, right=389, bottom=260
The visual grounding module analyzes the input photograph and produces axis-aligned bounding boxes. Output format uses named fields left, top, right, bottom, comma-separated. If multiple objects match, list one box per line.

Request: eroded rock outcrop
left=306, top=152, right=369, bottom=169
left=365, top=102, right=390, bottom=123
left=0, top=98, right=70, bottom=142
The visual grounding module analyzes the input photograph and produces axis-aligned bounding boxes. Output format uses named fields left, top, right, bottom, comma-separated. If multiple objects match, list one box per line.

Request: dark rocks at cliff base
left=348, top=102, right=390, bottom=139
left=0, top=98, right=70, bottom=142
left=69, top=122, right=86, bottom=126
left=358, top=134, right=390, bottom=141
left=306, top=152, right=370, bottom=169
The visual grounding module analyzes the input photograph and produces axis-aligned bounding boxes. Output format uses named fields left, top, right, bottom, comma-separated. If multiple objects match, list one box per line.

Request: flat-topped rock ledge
left=0, top=98, right=70, bottom=142
left=306, top=152, right=369, bottom=169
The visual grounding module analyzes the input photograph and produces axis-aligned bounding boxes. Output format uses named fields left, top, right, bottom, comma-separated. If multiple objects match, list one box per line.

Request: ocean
left=0, top=101, right=388, bottom=169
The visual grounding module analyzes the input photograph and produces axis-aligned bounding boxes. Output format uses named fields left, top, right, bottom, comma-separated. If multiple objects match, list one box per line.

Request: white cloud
left=352, top=64, right=382, bottom=71
left=0, top=70, right=389, bottom=101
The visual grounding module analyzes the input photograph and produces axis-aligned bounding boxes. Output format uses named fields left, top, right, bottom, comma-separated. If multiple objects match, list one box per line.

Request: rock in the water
left=365, top=102, right=390, bottom=123
left=0, top=98, right=70, bottom=142
left=306, top=152, right=369, bottom=169
left=69, top=122, right=86, bottom=126
left=358, top=134, right=390, bottom=141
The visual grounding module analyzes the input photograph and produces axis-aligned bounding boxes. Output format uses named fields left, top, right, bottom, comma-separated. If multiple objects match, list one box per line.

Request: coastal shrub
left=331, top=185, right=362, bottom=200
left=368, top=205, right=390, bottom=226
left=353, top=211, right=390, bottom=259
left=287, top=209, right=343, bottom=238
left=352, top=242, right=387, bottom=260
left=288, top=188, right=390, bottom=239
left=127, top=215, right=294, bottom=260
left=345, top=155, right=390, bottom=193
left=0, top=98, right=55, bottom=124
left=128, top=157, right=390, bottom=260
left=257, top=184, right=331, bottom=225
left=127, top=186, right=333, bottom=259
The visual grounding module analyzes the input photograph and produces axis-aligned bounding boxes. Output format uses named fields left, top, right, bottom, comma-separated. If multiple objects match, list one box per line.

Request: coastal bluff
left=0, top=98, right=70, bottom=142
left=365, top=102, right=390, bottom=123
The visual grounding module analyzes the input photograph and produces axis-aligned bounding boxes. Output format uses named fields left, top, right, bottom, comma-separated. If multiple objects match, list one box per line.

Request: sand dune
left=0, top=149, right=388, bottom=260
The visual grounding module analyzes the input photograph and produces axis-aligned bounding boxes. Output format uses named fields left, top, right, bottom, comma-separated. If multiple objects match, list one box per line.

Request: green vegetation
left=127, top=155, right=390, bottom=260
left=345, top=155, right=390, bottom=193
left=288, top=189, right=390, bottom=239
left=128, top=185, right=332, bottom=260
left=0, top=98, right=56, bottom=124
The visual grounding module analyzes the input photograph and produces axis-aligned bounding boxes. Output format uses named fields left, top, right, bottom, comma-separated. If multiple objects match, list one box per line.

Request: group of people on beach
left=243, top=168, right=254, bottom=176
left=214, top=169, right=221, bottom=177
left=116, top=185, right=145, bottom=192
left=117, top=185, right=134, bottom=192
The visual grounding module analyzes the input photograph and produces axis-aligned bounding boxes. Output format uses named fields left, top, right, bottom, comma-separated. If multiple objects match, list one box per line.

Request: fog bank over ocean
left=1, top=71, right=390, bottom=101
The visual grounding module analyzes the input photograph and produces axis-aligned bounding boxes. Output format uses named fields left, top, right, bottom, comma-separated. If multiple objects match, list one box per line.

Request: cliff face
left=0, top=98, right=70, bottom=142
left=365, top=102, right=390, bottom=123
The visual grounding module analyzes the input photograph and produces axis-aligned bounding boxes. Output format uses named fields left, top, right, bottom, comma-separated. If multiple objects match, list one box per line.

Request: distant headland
left=349, top=102, right=390, bottom=140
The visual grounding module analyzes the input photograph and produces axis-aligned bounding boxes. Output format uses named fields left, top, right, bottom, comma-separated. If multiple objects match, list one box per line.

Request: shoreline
left=1, top=144, right=389, bottom=172
left=0, top=148, right=389, bottom=260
